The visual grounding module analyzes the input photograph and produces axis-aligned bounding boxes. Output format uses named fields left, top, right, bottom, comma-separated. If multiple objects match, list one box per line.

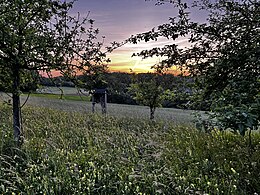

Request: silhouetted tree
left=131, top=0, right=259, bottom=135
left=0, top=0, right=109, bottom=143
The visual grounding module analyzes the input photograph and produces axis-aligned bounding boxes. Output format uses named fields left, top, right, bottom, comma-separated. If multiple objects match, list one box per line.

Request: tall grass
left=0, top=103, right=260, bottom=194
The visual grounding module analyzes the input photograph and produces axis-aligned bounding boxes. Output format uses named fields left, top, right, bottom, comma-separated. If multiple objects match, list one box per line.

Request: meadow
left=0, top=95, right=260, bottom=194
left=0, top=91, right=196, bottom=124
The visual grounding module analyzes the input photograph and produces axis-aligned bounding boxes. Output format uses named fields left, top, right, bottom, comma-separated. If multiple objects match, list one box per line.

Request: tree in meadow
left=0, top=0, right=109, bottom=143
left=128, top=73, right=174, bottom=120
left=130, top=0, right=259, bottom=135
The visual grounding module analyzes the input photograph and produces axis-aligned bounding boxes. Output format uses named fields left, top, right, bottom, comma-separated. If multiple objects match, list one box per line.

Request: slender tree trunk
left=150, top=107, right=155, bottom=120
left=12, top=93, right=21, bottom=142
left=13, top=19, right=23, bottom=144
left=12, top=67, right=22, bottom=143
left=59, top=87, right=64, bottom=99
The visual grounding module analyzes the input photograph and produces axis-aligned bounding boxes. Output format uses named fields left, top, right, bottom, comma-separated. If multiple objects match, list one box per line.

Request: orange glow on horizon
left=108, top=52, right=182, bottom=75
left=40, top=38, right=188, bottom=77
left=107, top=38, right=189, bottom=74
left=107, top=48, right=161, bottom=73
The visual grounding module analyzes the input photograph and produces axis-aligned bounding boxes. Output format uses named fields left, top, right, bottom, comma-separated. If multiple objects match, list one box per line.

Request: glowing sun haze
left=70, top=0, right=192, bottom=73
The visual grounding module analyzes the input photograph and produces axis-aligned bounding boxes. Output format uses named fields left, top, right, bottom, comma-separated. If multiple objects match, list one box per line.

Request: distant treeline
left=39, top=72, right=195, bottom=109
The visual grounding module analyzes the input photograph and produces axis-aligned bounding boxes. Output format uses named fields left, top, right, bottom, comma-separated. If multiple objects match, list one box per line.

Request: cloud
left=69, top=0, right=193, bottom=73
left=107, top=36, right=190, bottom=73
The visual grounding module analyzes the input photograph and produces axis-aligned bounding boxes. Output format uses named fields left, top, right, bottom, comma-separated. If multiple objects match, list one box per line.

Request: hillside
left=1, top=103, right=260, bottom=194
left=0, top=92, right=196, bottom=124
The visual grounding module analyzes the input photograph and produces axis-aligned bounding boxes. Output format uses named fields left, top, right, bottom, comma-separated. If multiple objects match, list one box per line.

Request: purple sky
left=72, top=0, right=176, bottom=40
left=70, top=0, right=205, bottom=72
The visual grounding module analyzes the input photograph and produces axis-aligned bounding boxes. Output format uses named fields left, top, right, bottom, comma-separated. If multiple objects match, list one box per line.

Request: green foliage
left=0, top=0, right=109, bottom=86
left=129, top=81, right=164, bottom=108
left=0, top=69, right=38, bottom=92
left=72, top=63, right=109, bottom=92
left=1, top=104, right=260, bottom=194
left=128, top=77, right=174, bottom=120
left=102, top=72, right=136, bottom=105
left=130, top=0, right=260, bottom=134
left=210, top=95, right=260, bottom=135
left=40, top=72, right=194, bottom=108
left=0, top=0, right=110, bottom=141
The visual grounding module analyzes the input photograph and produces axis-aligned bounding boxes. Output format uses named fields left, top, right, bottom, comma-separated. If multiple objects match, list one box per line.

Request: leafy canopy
left=128, top=74, right=174, bottom=120
left=0, top=0, right=109, bottom=92
left=130, top=0, right=260, bottom=134
left=0, top=0, right=110, bottom=141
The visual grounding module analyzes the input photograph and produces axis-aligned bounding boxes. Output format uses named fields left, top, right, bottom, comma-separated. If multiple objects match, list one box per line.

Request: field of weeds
left=1, top=103, right=260, bottom=194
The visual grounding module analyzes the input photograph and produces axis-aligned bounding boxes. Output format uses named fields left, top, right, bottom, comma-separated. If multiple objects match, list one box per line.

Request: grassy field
left=1, top=91, right=260, bottom=194
left=36, top=86, right=88, bottom=95
left=0, top=92, right=196, bottom=125
left=34, top=86, right=90, bottom=101
left=29, top=93, right=90, bottom=101
left=0, top=103, right=260, bottom=194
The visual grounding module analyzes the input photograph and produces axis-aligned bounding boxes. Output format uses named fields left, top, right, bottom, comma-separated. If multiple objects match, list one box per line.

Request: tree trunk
left=150, top=107, right=155, bottom=120
left=12, top=67, right=22, bottom=144
left=12, top=93, right=21, bottom=143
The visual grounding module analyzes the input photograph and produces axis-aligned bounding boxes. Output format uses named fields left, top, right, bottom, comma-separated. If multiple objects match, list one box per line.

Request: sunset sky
left=70, top=0, right=192, bottom=73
